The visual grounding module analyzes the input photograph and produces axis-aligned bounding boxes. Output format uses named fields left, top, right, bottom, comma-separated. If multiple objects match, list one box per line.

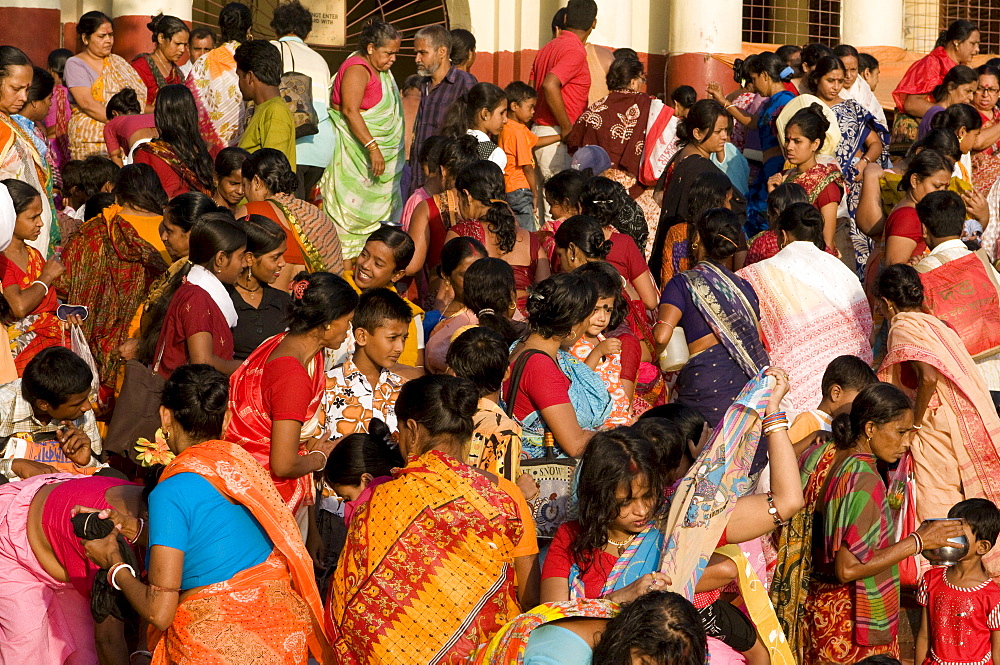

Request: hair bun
left=831, top=412, right=853, bottom=450
left=442, top=378, right=479, bottom=420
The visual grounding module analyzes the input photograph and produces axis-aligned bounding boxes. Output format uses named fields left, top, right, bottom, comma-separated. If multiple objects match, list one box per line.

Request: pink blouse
left=331, top=55, right=382, bottom=111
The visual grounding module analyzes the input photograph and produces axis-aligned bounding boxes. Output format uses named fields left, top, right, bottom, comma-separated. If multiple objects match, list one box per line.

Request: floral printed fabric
left=323, top=357, right=404, bottom=437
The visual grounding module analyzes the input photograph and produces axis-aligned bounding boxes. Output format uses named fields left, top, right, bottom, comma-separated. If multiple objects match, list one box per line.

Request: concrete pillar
left=0, top=0, right=62, bottom=66
left=111, top=0, right=191, bottom=62
left=903, top=0, right=939, bottom=53
left=843, top=0, right=903, bottom=47
left=666, top=0, right=742, bottom=97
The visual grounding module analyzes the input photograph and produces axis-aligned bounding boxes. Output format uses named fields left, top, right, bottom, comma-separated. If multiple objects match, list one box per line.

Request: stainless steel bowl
left=919, top=519, right=969, bottom=566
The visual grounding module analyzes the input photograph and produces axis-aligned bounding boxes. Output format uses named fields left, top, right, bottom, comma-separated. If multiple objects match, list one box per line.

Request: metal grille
left=905, top=0, right=1000, bottom=53
left=742, top=0, right=842, bottom=45
left=940, top=0, right=1000, bottom=54
left=190, top=0, right=448, bottom=64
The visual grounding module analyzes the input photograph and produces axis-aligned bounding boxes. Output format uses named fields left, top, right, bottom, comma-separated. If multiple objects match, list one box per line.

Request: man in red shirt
left=530, top=0, right=597, bottom=191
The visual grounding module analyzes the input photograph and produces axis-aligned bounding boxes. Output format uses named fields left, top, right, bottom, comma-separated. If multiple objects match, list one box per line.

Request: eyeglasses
left=977, top=87, right=1000, bottom=95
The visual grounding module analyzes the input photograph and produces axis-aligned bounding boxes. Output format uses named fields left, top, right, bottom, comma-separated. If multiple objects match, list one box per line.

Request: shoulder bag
left=278, top=41, right=319, bottom=139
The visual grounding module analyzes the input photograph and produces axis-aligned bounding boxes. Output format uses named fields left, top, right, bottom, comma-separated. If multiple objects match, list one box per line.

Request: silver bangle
left=309, top=449, right=328, bottom=470
left=31, top=280, right=48, bottom=296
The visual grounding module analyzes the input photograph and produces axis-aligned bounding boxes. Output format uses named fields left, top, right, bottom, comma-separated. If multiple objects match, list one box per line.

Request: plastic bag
left=69, top=323, right=100, bottom=400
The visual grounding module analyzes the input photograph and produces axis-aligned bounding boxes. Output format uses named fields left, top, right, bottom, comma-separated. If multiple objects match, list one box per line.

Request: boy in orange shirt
left=499, top=81, right=558, bottom=231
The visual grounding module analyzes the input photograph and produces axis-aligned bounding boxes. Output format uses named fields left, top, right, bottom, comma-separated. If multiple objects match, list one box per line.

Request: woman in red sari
left=129, top=14, right=189, bottom=108
left=132, top=84, right=215, bottom=198
left=0, top=180, right=65, bottom=374
left=891, top=20, right=980, bottom=152
left=81, top=364, right=333, bottom=665
left=446, top=160, right=549, bottom=313
left=226, top=272, right=358, bottom=518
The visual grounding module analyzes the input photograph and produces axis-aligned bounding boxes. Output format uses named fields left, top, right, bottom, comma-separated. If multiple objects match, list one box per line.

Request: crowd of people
left=2, top=0, right=1000, bottom=664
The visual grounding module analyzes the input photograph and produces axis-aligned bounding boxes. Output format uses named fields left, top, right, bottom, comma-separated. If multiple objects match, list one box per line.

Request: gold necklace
left=607, top=532, right=637, bottom=554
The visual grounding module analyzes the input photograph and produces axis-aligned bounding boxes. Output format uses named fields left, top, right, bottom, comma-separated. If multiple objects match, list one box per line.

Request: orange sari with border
left=151, top=439, right=332, bottom=665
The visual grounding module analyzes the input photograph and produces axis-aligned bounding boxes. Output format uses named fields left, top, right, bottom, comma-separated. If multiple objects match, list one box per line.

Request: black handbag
left=103, top=344, right=164, bottom=461
left=506, top=349, right=578, bottom=540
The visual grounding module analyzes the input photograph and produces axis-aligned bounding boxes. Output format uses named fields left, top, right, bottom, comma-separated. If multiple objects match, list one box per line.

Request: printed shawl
left=329, top=450, right=525, bottom=665
left=469, top=599, right=618, bottom=665
left=568, top=525, right=662, bottom=599
left=659, top=369, right=772, bottom=600
left=186, top=42, right=244, bottom=151
left=770, top=441, right=838, bottom=661
left=152, top=439, right=332, bottom=665
left=226, top=332, right=324, bottom=515
left=270, top=193, right=344, bottom=274
left=132, top=140, right=213, bottom=195
left=68, top=55, right=146, bottom=159
left=59, top=205, right=167, bottom=393
left=567, top=90, right=653, bottom=186
left=832, top=99, right=890, bottom=216
left=321, top=62, right=405, bottom=259
left=818, top=452, right=899, bottom=645
left=738, top=241, right=872, bottom=418
left=679, top=261, right=769, bottom=379
left=879, top=312, right=1000, bottom=542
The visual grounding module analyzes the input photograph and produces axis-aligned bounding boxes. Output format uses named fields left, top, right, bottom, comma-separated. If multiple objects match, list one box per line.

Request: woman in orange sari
left=330, top=374, right=539, bottom=665
left=226, top=272, right=358, bottom=518
left=65, top=11, right=147, bottom=159
left=80, top=364, right=332, bottom=665
left=0, top=180, right=66, bottom=373
left=58, top=163, right=169, bottom=403
left=0, top=47, right=56, bottom=257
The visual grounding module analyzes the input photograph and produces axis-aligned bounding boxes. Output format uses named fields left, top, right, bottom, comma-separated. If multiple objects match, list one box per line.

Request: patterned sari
left=329, top=449, right=526, bottom=665
left=890, top=47, right=956, bottom=155
left=45, top=84, right=71, bottom=171
left=470, top=599, right=618, bottom=665
left=226, top=332, right=325, bottom=516
left=973, top=108, right=1000, bottom=192
left=151, top=439, right=332, bottom=665
left=321, top=61, right=405, bottom=259
left=4, top=247, right=64, bottom=373
left=568, top=525, right=662, bottom=599
left=0, top=113, right=55, bottom=256
left=782, top=162, right=845, bottom=206
left=832, top=99, right=889, bottom=216
left=132, top=140, right=213, bottom=195
left=186, top=42, right=244, bottom=151
left=270, top=193, right=344, bottom=274
left=770, top=442, right=838, bottom=662
left=67, top=55, right=146, bottom=160
left=569, top=335, right=631, bottom=426
left=471, top=598, right=618, bottom=665
left=803, top=452, right=900, bottom=663
left=878, top=312, right=1000, bottom=571
left=58, top=205, right=168, bottom=398
left=738, top=241, right=873, bottom=418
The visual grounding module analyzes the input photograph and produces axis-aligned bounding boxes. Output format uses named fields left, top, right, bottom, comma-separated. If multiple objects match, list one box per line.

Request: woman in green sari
left=321, top=20, right=405, bottom=259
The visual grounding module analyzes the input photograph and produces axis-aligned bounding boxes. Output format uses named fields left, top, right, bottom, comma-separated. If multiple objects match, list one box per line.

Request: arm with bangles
left=722, top=368, right=805, bottom=544
left=269, top=419, right=335, bottom=479
left=338, top=64, right=385, bottom=177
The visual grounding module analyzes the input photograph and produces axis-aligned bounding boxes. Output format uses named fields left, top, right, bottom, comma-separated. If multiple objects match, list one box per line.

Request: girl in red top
left=144, top=212, right=246, bottom=379
left=768, top=104, right=845, bottom=254
left=883, top=149, right=953, bottom=266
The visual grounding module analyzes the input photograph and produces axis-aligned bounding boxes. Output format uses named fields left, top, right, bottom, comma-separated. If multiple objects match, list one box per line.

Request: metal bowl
left=919, top=519, right=969, bottom=566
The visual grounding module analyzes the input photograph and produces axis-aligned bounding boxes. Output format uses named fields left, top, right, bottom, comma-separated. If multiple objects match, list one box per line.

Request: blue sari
left=746, top=90, right=795, bottom=235
left=567, top=525, right=663, bottom=598
left=519, top=349, right=612, bottom=459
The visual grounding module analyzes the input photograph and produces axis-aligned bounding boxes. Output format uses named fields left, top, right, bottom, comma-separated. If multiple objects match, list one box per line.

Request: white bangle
left=31, top=280, right=48, bottom=295
left=309, top=449, right=328, bottom=470
left=111, top=563, right=136, bottom=590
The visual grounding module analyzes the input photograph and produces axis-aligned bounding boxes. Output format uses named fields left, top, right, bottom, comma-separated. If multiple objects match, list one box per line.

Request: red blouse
left=130, top=56, right=183, bottom=106
left=157, top=282, right=234, bottom=379
left=884, top=206, right=927, bottom=258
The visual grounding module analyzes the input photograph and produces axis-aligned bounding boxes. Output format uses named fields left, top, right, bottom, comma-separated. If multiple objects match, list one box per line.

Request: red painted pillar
left=111, top=0, right=192, bottom=62
left=0, top=0, right=61, bottom=66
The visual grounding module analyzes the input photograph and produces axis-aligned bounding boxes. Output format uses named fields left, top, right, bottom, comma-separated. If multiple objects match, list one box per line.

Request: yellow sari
left=67, top=55, right=146, bottom=159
